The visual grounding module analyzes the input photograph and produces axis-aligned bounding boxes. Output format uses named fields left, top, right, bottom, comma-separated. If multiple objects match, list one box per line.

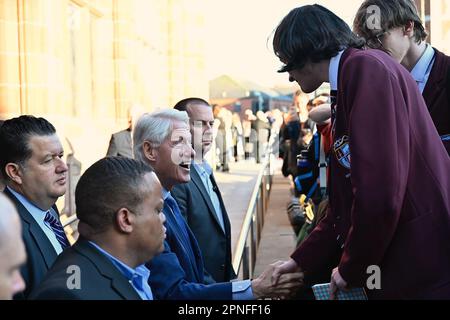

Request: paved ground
left=253, top=173, right=296, bottom=277
left=215, top=157, right=296, bottom=272
left=214, top=159, right=262, bottom=253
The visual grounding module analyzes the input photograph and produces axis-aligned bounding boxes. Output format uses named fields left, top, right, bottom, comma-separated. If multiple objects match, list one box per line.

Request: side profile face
left=132, top=172, right=166, bottom=261
left=0, top=198, right=27, bottom=300
left=12, top=134, right=68, bottom=210
left=375, top=27, right=411, bottom=63
left=152, top=120, right=195, bottom=190
left=286, top=61, right=326, bottom=94
left=186, top=103, right=215, bottom=159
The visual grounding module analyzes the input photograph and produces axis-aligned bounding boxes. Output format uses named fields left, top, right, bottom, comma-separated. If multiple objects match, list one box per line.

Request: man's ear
left=404, top=20, right=415, bottom=37
left=115, top=208, right=134, bottom=234
left=4, top=163, right=23, bottom=185
left=143, top=141, right=157, bottom=162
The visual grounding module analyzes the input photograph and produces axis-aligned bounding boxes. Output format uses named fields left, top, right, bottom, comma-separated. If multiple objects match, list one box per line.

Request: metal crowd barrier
left=62, top=214, right=78, bottom=228
left=232, top=130, right=278, bottom=279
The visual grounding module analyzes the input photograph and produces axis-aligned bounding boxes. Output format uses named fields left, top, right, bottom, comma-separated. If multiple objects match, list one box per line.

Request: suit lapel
left=423, top=49, right=447, bottom=112
left=4, top=188, right=58, bottom=269
left=163, top=204, right=203, bottom=282
left=209, top=173, right=232, bottom=234
left=74, top=239, right=142, bottom=300
left=190, top=165, right=225, bottom=234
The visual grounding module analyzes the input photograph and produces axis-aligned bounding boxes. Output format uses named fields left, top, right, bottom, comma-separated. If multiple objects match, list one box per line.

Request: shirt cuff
left=231, top=280, right=254, bottom=300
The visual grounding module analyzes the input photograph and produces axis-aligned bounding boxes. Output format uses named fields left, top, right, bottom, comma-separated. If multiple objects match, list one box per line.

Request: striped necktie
left=330, top=90, right=338, bottom=141
left=44, top=211, right=70, bottom=250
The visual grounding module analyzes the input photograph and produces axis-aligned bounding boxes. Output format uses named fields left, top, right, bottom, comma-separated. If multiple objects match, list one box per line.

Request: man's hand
left=329, top=267, right=348, bottom=300
left=252, top=261, right=304, bottom=299
left=271, top=258, right=301, bottom=286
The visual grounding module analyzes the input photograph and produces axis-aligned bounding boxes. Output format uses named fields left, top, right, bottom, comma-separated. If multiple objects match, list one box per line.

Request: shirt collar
left=411, top=44, right=435, bottom=83
left=162, top=188, right=170, bottom=200
left=88, top=241, right=150, bottom=283
left=6, top=186, right=49, bottom=219
left=193, top=160, right=212, bottom=176
left=329, top=50, right=345, bottom=91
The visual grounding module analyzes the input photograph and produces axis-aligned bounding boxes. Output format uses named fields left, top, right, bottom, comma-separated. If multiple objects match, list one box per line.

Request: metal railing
left=62, top=214, right=78, bottom=228
left=232, top=131, right=278, bottom=279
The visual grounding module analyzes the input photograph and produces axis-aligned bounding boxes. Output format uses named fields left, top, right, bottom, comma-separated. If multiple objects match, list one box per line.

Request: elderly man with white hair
left=133, top=109, right=304, bottom=300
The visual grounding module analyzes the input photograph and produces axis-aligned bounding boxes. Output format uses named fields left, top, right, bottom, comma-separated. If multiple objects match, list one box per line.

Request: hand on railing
left=251, top=260, right=304, bottom=300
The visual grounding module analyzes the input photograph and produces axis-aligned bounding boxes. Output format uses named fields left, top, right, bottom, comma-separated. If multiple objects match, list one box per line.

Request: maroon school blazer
left=292, top=48, right=450, bottom=299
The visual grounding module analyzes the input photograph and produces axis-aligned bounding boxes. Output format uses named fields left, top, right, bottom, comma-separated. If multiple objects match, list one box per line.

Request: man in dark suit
left=172, top=98, right=236, bottom=283
left=0, top=116, right=70, bottom=299
left=271, top=5, right=450, bottom=299
left=133, top=110, right=304, bottom=300
left=354, top=0, right=450, bottom=156
left=0, top=193, right=27, bottom=300
left=30, top=157, right=166, bottom=300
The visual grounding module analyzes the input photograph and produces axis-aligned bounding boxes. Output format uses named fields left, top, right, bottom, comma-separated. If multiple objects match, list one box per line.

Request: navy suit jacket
left=171, top=163, right=235, bottom=282
left=3, top=188, right=60, bottom=299
left=30, top=238, right=142, bottom=300
left=147, top=196, right=232, bottom=300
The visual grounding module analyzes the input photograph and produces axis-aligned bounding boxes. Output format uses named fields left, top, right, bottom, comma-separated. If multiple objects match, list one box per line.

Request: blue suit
left=147, top=193, right=232, bottom=300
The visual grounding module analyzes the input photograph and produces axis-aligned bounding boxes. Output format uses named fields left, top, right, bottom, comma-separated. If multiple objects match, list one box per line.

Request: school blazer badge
left=333, top=135, right=351, bottom=169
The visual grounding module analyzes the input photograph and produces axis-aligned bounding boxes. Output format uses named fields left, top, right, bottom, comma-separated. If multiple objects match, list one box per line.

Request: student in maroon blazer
left=354, top=0, right=450, bottom=156
left=271, top=4, right=450, bottom=299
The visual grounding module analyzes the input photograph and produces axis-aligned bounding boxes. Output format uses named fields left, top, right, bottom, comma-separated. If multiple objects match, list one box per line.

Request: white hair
left=133, top=109, right=189, bottom=163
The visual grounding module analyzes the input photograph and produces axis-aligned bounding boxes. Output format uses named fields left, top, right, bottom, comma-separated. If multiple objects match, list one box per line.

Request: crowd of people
left=212, top=105, right=279, bottom=171
left=0, top=0, right=449, bottom=300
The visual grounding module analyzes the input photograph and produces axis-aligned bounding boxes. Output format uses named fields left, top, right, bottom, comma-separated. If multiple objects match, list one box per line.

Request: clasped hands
left=268, top=258, right=350, bottom=300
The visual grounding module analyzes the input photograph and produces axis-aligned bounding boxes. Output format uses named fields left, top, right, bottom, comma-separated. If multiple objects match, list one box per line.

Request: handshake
left=250, top=259, right=304, bottom=300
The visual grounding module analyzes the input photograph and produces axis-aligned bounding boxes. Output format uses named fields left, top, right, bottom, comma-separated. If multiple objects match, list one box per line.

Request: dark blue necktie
left=164, top=195, right=192, bottom=244
left=330, top=90, right=338, bottom=141
left=329, top=90, right=338, bottom=201
left=165, top=194, right=203, bottom=261
left=165, top=194, right=204, bottom=282
left=44, top=211, right=70, bottom=250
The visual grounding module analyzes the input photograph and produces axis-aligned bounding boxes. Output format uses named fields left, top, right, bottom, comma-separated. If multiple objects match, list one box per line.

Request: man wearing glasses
left=354, top=0, right=450, bottom=156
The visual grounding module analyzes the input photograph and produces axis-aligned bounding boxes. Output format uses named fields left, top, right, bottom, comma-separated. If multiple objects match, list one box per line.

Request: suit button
left=220, top=264, right=225, bottom=270
left=336, top=216, right=341, bottom=220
